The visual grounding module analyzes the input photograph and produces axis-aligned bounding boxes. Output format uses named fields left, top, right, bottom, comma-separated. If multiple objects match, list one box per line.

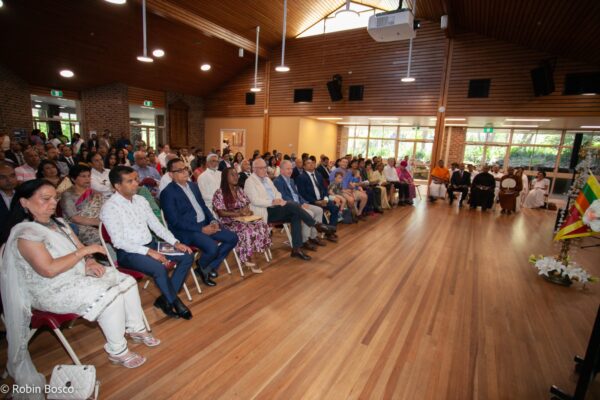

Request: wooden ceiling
left=0, top=0, right=597, bottom=98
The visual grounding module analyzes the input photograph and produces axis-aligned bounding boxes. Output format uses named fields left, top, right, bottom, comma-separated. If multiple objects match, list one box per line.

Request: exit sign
left=143, top=100, right=153, bottom=107
left=483, top=124, right=494, bottom=133
left=50, top=89, right=63, bottom=97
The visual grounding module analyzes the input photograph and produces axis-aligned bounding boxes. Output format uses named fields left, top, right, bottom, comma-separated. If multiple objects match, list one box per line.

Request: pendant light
left=251, top=26, right=261, bottom=92
left=401, top=0, right=417, bottom=82
left=136, top=0, right=153, bottom=62
left=275, top=0, right=289, bottom=72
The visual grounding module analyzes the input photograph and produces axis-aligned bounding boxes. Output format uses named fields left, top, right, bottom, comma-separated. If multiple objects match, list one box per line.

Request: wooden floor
left=2, top=199, right=600, bottom=399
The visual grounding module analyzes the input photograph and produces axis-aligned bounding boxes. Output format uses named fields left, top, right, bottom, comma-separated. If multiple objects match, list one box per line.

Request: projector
left=367, top=9, right=416, bottom=42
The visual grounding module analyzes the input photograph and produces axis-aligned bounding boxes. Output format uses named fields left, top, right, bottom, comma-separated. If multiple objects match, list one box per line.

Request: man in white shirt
left=157, top=144, right=171, bottom=169
left=100, top=165, right=194, bottom=320
left=89, top=152, right=113, bottom=199
left=15, top=148, right=40, bottom=182
left=197, top=153, right=221, bottom=209
left=383, top=157, right=409, bottom=205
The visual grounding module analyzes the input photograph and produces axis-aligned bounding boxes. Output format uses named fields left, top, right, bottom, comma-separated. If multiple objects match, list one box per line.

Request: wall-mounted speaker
left=294, top=88, right=313, bottom=103
left=468, top=79, right=491, bottom=98
left=563, top=72, right=600, bottom=95
left=326, top=78, right=343, bottom=101
left=349, top=85, right=364, bottom=101
left=245, top=92, right=255, bottom=105
left=531, top=65, right=555, bottom=96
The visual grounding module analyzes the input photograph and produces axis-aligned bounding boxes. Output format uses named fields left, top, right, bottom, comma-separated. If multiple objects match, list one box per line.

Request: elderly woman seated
left=367, top=162, right=392, bottom=209
left=0, top=179, right=159, bottom=385
left=523, top=171, right=550, bottom=209
left=60, top=165, right=104, bottom=245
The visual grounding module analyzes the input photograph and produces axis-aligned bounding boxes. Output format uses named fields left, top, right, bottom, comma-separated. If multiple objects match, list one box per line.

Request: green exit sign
left=483, top=124, right=494, bottom=133
left=143, top=100, right=153, bottom=107
left=50, top=89, right=63, bottom=97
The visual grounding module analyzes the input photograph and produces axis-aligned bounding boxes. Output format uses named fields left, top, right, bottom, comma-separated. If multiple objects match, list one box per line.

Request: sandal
left=128, top=331, right=161, bottom=347
left=245, top=261, right=263, bottom=274
left=108, top=350, right=146, bottom=368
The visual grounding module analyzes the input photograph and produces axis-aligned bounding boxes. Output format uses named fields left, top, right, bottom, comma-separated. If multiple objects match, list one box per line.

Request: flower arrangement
left=529, top=255, right=598, bottom=287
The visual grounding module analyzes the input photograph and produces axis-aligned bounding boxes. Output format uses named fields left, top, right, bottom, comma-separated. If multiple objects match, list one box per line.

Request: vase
left=542, top=273, right=573, bottom=287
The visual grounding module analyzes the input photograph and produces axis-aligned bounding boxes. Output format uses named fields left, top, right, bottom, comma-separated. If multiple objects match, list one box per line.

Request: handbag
left=47, top=365, right=99, bottom=400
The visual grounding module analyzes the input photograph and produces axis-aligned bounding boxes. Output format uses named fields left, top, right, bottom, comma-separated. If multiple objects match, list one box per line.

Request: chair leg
left=190, top=269, right=202, bottom=294
left=53, top=328, right=82, bottom=365
left=182, top=283, right=192, bottom=302
left=223, top=259, right=232, bottom=274
left=233, top=249, right=244, bottom=277
left=264, top=251, right=270, bottom=263
left=283, top=224, right=293, bottom=248
left=267, top=248, right=273, bottom=261
left=142, top=311, right=152, bottom=332
left=143, top=280, right=150, bottom=290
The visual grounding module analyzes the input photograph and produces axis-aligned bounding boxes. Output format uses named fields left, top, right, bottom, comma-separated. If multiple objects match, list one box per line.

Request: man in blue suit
left=160, top=158, right=238, bottom=287
left=296, top=158, right=339, bottom=241
left=274, top=160, right=333, bottom=251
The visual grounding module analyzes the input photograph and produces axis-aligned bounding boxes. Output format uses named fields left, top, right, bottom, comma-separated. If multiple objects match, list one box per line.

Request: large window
left=31, top=95, right=80, bottom=143
left=297, top=2, right=381, bottom=38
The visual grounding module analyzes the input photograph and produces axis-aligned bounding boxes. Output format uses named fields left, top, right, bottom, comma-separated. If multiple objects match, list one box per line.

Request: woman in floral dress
left=212, top=167, right=271, bottom=273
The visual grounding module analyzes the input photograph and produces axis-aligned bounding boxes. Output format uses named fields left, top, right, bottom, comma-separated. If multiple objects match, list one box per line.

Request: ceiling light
left=505, top=118, right=551, bottom=122
left=59, top=69, right=74, bottom=78
left=251, top=26, right=261, bottom=92
left=429, top=118, right=437, bottom=121
left=580, top=126, right=600, bottom=129
left=445, top=118, right=466, bottom=121
left=136, top=0, right=154, bottom=63
left=276, top=0, right=290, bottom=72
left=401, top=77, right=415, bottom=82
left=368, top=117, right=398, bottom=121
left=59, top=106, right=66, bottom=109
left=0, top=1, right=4, bottom=8
left=34, top=100, right=42, bottom=103
left=382, top=123, right=411, bottom=126
left=501, top=124, right=539, bottom=128
left=446, top=124, right=467, bottom=127
left=152, top=49, right=165, bottom=57
left=34, top=104, right=41, bottom=108
left=200, top=64, right=211, bottom=71
left=104, top=0, right=126, bottom=4
left=317, top=117, right=343, bottom=120
left=582, top=93, right=597, bottom=96
left=336, top=122, right=362, bottom=125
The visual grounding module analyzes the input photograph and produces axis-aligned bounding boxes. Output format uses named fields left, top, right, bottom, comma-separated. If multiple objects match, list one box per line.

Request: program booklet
left=157, top=241, right=184, bottom=256
left=233, top=215, right=263, bottom=223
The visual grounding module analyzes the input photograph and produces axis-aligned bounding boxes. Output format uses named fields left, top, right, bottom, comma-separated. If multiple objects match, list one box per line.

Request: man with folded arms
left=160, top=158, right=238, bottom=287
left=100, top=166, right=194, bottom=320
left=274, top=160, right=327, bottom=252
left=296, top=158, right=339, bottom=241
left=245, top=158, right=335, bottom=261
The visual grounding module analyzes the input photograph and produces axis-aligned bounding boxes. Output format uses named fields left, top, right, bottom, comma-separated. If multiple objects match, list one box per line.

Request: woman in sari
left=396, top=160, right=416, bottom=205
left=523, top=171, right=550, bottom=209
left=59, top=165, right=104, bottom=245
left=212, top=167, right=271, bottom=273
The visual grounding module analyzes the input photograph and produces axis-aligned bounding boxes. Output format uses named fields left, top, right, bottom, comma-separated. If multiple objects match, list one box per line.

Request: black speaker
left=327, top=79, right=343, bottom=101
left=563, top=72, right=600, bottom=95
left=348, top=85, right=364, bottom=101
left=468, top=79, right=491, bottom=98
left=294, top=88, right=313, bottom=103
left=569, top=133, right=583, bottom=169
left=531, top=65, right=555, bottom=96
left=245, top=92, right=255, bottom=105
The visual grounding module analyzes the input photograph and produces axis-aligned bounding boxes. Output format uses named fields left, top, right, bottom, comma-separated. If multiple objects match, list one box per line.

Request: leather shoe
left=303, top=241, right=318, bottom=251
left=325, top=234, right=338, bottom=243
left=309, top=237, right=326, bottom=246
left=208, top=270, right=218, bottom=278
left=194, top=268, right=217, bottom=286
left=291, top=248, right=311, bottom=261
left=314, top=223, right=336, bottom=235
left=172, top=297, right=193, bottom=320
left=153, top=296, right=179, bottom=319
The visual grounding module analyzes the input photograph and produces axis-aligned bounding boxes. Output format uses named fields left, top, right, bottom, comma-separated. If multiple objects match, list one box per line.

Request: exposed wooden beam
left=143, top=0, right=270, bottom=58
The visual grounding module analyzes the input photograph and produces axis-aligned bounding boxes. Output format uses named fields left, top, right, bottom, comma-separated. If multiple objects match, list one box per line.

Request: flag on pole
left=554, top=172, right=600, bottom=241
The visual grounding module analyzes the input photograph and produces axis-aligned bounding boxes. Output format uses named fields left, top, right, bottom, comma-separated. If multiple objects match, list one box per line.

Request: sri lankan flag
left=554, top=172, right=600, bottom=240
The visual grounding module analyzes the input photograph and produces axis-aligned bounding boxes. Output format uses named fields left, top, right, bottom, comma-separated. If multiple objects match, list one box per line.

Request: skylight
left=296, top=2, right=380, bottom=38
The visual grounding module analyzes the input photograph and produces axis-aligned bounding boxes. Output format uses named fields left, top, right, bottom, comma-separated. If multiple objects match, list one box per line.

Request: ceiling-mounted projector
left=367, top=9, right=416, bottom=42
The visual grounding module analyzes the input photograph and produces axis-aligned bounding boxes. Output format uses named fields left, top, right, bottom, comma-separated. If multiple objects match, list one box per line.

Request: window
left=296, top=2, right=381, bottom=38
left=367, top=139, right=395, bottom=158
left=463, top=128, right=509, bottom=166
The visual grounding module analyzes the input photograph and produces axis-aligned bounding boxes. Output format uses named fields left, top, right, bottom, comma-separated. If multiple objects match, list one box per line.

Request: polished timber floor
left=1, top=198, right=599, bottom=399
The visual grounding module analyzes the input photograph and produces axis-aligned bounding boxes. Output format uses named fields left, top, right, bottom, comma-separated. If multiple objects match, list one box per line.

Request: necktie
left=310, top=173, right=321, bottom=199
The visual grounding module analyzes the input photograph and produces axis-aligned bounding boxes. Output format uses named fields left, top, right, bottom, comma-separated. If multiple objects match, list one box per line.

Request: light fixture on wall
left=275, top=0, right=290, bottom=72
left=136, top=0, right=154, bottom=63
left=250, top=26, right=261, bottom=92
left=401, top=0, right=417, bottom=83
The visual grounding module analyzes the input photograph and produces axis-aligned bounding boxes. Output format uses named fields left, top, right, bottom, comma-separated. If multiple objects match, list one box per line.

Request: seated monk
left=429, top=160, right=450, bottom=202
left=498, top=167, right=522, bottom=214
left=469, top=165, right=496, bottom=211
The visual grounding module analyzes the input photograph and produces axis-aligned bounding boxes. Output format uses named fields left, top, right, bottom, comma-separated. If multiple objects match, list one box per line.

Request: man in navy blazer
left=296, top=158, right=339, bottom=237
left=160, top=158, right=238, bottom=287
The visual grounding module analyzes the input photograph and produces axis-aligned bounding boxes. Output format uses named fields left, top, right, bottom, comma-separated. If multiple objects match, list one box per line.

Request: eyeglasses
left=171, top=168, right=188, bottom=174
left=254, top=166, right=267, bottom=170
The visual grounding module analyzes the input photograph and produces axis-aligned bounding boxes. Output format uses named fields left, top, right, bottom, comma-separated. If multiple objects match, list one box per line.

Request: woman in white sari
left=0, top=179, right=159, bottom=397
left=523, top=171, right=550, bottom=208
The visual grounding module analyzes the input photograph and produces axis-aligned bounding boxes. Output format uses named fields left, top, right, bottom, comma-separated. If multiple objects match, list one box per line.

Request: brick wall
left=443, top=127, right=466, bottom=164
left=0, top=64, right=33, bottom=135
left=81, top=83, right=129, bottom=139
left=166, top=92, right=204, bottom=150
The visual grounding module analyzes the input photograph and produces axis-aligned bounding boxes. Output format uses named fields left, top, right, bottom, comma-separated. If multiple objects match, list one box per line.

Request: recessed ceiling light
left=401, top=77, right=415, bottom=82
left=580, top=126, right=600, bottom=129
left=59, top=106, right=66, bottom=109
left=152, top=49, right=165, bottom=57
left=368, top=117, right=398, bottom=121
left=501, top=124, right=539, bottom=128
left=0, top=1, right=4, bottom=8
left=34, top=100, right=42, bottom=103
left=200, top=63, right=211, bottom=71
left=105, top=0, right=126, bottom=4
left=336, top=122, right=362, bottom=125
left=446, top=124, right=467, bottom=127
left=275, top=65, right=290, bottom=72
left=317, top=117, right=343, bottom=120
left=382, top=123, right=411, bottom=126
left=137, top=55, right=153, bottom=63
left=582, top=93, right=597, bottom=96
left=445, top=118, right=466, bottom=121
left=34, top=104, right=41, bottom=108
left=505, top=118, right=551, bottom=122
left=250, top=87, right=261, bottom=92
left=59, top=69, right=74, bottom=78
